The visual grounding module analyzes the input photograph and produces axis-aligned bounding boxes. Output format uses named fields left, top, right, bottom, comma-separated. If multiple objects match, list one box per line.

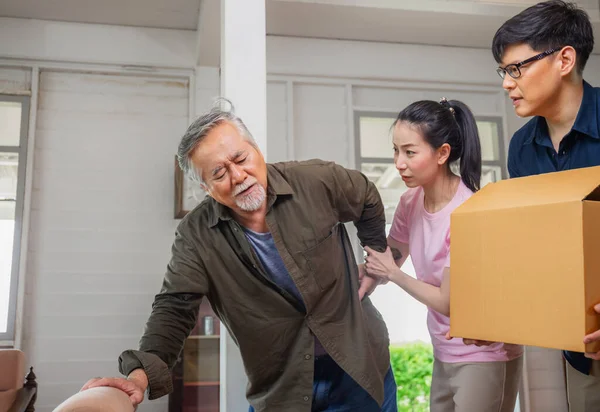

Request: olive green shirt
left=118, top=160, right=390, bottom=411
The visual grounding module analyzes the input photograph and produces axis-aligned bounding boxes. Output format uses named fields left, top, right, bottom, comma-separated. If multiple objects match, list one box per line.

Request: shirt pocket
left=301, top=225, right=345, bottom=291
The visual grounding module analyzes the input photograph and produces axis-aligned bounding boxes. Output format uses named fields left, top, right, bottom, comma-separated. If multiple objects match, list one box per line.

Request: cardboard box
left=450, top=166, right=600, bottom=353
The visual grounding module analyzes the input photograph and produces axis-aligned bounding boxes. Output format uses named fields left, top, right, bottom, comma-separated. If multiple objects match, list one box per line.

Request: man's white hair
left=176, top=98, right=257, bottom=184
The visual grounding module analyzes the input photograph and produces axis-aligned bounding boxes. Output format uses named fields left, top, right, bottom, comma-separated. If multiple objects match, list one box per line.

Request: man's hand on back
left=358, top=263, right=380, bottom=300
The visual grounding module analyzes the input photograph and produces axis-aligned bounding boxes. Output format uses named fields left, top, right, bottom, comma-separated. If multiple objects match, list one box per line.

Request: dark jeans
left=249, top=355, right=397, bottom=411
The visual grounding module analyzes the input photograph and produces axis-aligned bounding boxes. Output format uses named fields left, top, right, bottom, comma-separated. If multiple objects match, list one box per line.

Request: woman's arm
left=387, top=236, right=409, bottom=269
left=365, top=240, right=450, bottom=316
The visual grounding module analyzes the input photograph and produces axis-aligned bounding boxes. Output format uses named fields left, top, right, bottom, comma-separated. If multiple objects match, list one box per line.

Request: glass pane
left=482, top=165, right=503, bottom=188
left=476, top=120, right=500, bottom=162
left=359, top=116, right=396, bottom=159
left=0, top=102, right=22, bottom=146
left=0, top=152, right=18, bottom=334
left=361, top=162, right=407, bottom=224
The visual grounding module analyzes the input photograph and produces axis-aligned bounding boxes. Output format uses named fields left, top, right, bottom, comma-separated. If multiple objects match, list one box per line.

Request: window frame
left=353, top=111, right=396, bottom=173
left=0, top=94, right=30, bottom=343
left=476, top=115, right=508, bottom=180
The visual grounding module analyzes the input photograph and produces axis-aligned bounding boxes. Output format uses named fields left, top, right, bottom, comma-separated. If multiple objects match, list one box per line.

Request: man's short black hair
left=492, top=0, right=594, bottom=74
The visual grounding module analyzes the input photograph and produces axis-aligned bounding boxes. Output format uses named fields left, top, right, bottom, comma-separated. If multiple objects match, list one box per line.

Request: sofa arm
left=0, top=350, right=25, bottom=391
left=7, top=386, right=36, bottom=412
left=53, top=387, right=135, bottom=412
left=6, top=366, right=37, bottom=412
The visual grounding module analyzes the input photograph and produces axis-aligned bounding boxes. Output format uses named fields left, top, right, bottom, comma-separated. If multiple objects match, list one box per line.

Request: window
left=477, top=116, right=508, bottom=186
left=0, top=95, right=29, bottom=342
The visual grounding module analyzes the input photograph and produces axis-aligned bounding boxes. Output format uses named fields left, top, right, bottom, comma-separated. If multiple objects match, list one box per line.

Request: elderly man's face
left=191, top=122, right=268, bottom=214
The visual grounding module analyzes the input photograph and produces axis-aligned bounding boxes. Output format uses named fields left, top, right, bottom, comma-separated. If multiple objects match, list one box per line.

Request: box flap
left=585, top=185, right=600, bottom=201
left=454, top=166, right=600, bottom=214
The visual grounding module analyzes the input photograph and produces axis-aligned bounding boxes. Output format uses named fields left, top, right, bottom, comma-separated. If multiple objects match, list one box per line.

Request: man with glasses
left=492, top=1, right=600, bottom=410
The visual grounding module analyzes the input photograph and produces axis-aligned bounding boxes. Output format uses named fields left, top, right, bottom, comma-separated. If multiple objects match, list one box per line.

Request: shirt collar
left=526, top=81, right=600, bottom=146
left=572, top=81, right=600, bottom=140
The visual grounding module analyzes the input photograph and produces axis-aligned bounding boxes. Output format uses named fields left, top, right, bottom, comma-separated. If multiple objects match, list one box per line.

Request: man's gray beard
left=235, top=184, right=266, bottom=211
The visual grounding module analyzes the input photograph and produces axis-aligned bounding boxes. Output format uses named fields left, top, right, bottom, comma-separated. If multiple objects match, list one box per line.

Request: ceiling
left=0, top=0, right=201, bottom=30
left=266, top=0, right=600, bottom=53
left=1, top=0, right=599, bottom=58
left=268, top=2, right=519, bottom=49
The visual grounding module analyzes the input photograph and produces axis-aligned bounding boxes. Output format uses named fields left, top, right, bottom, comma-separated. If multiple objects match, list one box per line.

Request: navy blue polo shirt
left=507, top=80, right=600, bottom=375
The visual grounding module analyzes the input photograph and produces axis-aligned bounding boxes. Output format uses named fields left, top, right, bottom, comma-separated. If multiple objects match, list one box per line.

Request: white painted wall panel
left=195, top=66, right=220, bottom=116
left=267, top=81, right=289, bottom=162
left=0, top=66, right=31, bottom=93
left=24, top=70, right=189, bottom=411
left=0, top=17, right=195, bottom=68
left=353, top=86, right=503, bottom=115
left=293, top=83, right=349, bottom=166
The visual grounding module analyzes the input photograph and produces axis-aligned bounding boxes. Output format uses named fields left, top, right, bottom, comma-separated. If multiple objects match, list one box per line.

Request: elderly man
left=82, top=100, right=398, bottom=411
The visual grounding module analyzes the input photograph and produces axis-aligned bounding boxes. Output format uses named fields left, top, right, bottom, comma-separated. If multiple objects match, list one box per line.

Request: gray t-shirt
left=243, top=227, right=305, bottom=310
left=244, top=228, right=328, bottom=356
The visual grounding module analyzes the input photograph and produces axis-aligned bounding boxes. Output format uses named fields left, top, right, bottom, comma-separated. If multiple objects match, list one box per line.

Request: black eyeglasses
left=496, top=48, right=560, bottom=79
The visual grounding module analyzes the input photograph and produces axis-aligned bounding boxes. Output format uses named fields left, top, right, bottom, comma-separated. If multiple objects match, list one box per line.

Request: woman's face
left=392, top=121, right=447, bottom=188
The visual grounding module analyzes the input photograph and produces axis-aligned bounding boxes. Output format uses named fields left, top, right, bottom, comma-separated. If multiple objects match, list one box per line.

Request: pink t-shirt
left=388, top=180, right=523, bottom=363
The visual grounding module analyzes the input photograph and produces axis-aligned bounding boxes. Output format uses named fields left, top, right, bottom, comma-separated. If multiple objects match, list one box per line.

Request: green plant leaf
left=389, top=342, right=433, bottom=411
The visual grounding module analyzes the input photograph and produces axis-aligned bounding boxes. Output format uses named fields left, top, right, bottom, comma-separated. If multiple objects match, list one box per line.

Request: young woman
left=364, top=98, right=523, bottom=412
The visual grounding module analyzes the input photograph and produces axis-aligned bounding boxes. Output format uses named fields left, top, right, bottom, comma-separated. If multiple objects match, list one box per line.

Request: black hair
left=492, top=0, right=594, bottom=75
left=394, top=100, right=482, bottom=193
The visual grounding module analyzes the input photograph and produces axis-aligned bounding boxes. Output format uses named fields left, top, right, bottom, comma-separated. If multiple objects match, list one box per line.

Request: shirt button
left=304, top=354, right=311, bottom=360
left=303, top=396, right=309, bottom=402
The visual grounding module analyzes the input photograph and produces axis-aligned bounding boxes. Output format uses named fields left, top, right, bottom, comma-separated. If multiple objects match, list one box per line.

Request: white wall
left=265, top=36, right=512, bottom=169
left=0, top=66, right=32, bottom=94
left=3, top=63, right=217, bottom=412
left=0, top=64, right=219, bottom=412
left=267, top=36, right=500, bottom=85
left=267, top=35, right=600, bottom=143
left=0, top=18, right=195, bottom=68
left=19, top=69, right=192, bottom=412
left=195, top=67, right=221, bottom=115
